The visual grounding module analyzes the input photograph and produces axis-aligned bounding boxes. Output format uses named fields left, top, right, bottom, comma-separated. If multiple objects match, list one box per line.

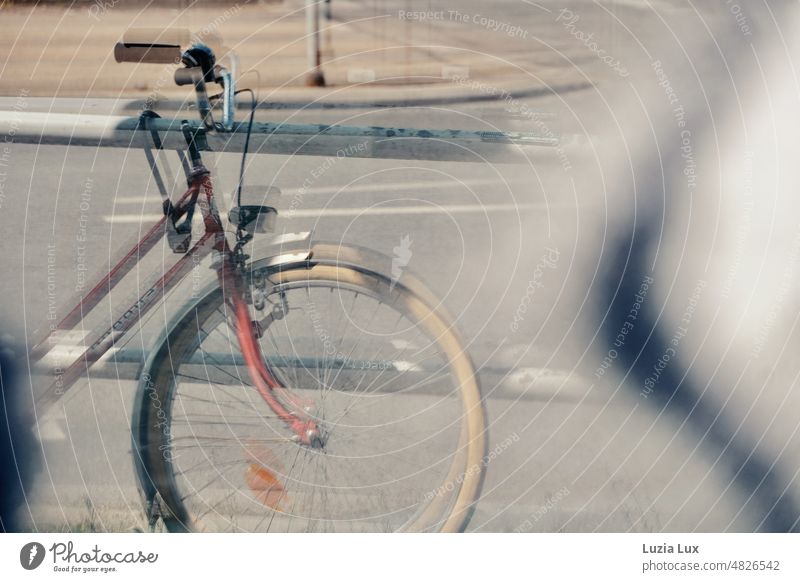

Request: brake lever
left=215, top=66, right=235, bottom=132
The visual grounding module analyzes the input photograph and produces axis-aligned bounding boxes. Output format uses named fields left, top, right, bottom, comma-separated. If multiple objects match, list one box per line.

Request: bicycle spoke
left=154, top=270, right=479, bottom=532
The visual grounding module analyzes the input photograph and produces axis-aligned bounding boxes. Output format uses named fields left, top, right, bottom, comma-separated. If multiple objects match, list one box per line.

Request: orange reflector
left=245, top=463, right=288, bottom=511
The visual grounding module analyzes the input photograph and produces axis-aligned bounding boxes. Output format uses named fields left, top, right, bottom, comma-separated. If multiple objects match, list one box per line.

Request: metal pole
left=305, top=0, right=326, bottom=87
left=323, top=0, right=333, bottom=60
left=0, top=111, right=559, bottom=163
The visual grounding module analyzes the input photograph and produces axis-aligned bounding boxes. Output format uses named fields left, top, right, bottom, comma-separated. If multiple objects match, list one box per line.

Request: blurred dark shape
left=585, top=1, right=800, bottom=532
left=597, top=225, right=800, bottom=532
left=0, top=334, right=38, bottom=532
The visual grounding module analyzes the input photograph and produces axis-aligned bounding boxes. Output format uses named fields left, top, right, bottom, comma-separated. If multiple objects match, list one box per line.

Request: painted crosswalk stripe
left=104, top=202, right=553, bottom=223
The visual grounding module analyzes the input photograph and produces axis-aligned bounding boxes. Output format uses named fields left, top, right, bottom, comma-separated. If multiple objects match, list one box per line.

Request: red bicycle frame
left=30, top=155, right=320, bottom=446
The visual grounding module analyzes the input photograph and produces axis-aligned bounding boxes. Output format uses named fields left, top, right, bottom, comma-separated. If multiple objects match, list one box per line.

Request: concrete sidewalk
left=0, top=0, right=600, bottom=101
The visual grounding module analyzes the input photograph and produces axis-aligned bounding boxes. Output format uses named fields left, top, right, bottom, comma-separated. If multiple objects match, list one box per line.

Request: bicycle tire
left=132, top=242, right=487, bottom=532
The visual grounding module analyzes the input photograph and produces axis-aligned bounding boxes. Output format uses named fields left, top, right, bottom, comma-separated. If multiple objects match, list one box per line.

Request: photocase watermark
left=141, top=60, right=182, bottom=113
left=398, top=9, right=529, bottom=39
left=300, top=299, right=397, bottom=383
left=74, top=177, right=93, bottom=294
left=397, top=9, right=445, bottom=22
left=423, top=432, right=519, bottom=502
left=0, top=144, right=9, bottom=211
left=595, top=274, right=654, bottom=379
left=190, top=251, right=205, bottom=300
left=726, top=0, right=753, bottom=36
left=287, top=141, right=368, bottom=218
left=641, top=279, right=707, bottom=398
left=87, top=0, right=121, bottom=21
left=192, top=4, right=243, bottom=46
left=678, top=128, right=697, bottom=191
left=308, top=298, right=348, bottom=360
left=306, top=299, right=394, bottom=371
left=46, top=540, right=157, bottom=573
left=510, top=247, right=560, bottom=333
left=449, top=76, right=572, bottom=172
left=46, top=243, right=59, bottom=325
left=43, top=243, right=67, bottom=396
left=143, top=373, right=179, bottom=462
left=556, top=9, right=629, bottom=78
left=751, top=224, right=800, bottom=359
left=5, top=88, right=30, bottom=130
left=513, top=486, right=570, bottom=532
left=0, top=88, right=30, bottom=211
left=652, top=60, right=696, bottom=192
left=390, top=234, right=412, bottom=290
left=528, top=116, right=572, bottom=173
left=20, top=542, right=46, bottom=570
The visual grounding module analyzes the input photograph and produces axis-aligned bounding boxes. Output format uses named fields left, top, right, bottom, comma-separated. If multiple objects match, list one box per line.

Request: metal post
left=0, top=111, right=559, bottom=163
left=305, top=0, right=326, bottom=87
left=323, top=0, right=333, bottom=65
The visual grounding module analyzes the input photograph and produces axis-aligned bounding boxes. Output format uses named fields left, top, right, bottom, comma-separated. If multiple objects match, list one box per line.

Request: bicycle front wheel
left=134, top=244, right=487, bottom=532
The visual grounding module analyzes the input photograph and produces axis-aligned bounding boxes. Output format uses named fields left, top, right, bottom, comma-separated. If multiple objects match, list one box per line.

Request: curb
left=122, top=80, right=592, bottom=112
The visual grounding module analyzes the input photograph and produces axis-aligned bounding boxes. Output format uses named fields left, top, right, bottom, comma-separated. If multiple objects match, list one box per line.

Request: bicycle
left=28, top=35, right=487, bottom=533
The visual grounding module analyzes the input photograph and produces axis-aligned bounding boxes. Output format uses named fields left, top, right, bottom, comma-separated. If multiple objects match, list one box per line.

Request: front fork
left=186, top=144, right=323, bottom=449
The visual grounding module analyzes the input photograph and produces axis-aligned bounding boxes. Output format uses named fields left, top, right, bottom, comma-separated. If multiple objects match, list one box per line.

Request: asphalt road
left=0, top=100, right=752, bottom=532
left=2, top=0, right=797, bottom=533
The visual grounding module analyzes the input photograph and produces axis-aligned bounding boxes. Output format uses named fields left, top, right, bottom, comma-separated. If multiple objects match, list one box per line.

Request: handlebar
left=114, top=42, right=181, bottom=65
left=115, top=35, right=236, bottom=132
left=173, top=63, right=235, bottom=132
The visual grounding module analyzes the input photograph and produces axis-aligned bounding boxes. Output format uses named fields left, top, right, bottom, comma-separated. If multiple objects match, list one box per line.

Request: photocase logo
left=20, top=542, right=46, bottom=570
left=390, top=235, right=412, bottom=290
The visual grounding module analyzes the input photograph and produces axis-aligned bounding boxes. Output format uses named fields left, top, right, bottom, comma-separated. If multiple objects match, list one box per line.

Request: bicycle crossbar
left=0, top=111, right=558, bottom=163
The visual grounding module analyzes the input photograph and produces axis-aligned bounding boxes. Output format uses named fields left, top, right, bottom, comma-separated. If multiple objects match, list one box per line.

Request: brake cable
left=234, top=87, right=258, bottom=210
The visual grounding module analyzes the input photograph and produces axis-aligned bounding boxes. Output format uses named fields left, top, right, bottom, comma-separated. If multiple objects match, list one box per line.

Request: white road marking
left=282, top=178, right=530, bottom=197
left=37, top=408, right=67, bottom=442
left=38, top=346, right=122, bottom=369
left=112, top=195, right=161, bottom=204
left=39, top=346, right=89, bottom=364
left=104, top=202, right=551, bottom=223
left=49, top=329, right=89, bottom=343
left=108, top=176, right=531, bottom=205
left=393, top=361, right=423, bottom=372
left=390, top=339, right=419, bottom=350
left=499, top=367, right=591, bottom=399
left=281, top=176, right=529, bottom=197
left=37, top=419, right=67, bottom=441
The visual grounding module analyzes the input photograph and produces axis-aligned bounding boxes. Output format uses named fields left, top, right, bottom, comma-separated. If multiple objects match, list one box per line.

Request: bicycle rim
left=137, top=255, right=486, bottom=532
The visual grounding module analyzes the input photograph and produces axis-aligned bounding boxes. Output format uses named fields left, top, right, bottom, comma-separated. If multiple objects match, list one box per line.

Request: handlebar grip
left=114, top=42, right=181, bottom=64
left=174, top=67, right=203, bottom=87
